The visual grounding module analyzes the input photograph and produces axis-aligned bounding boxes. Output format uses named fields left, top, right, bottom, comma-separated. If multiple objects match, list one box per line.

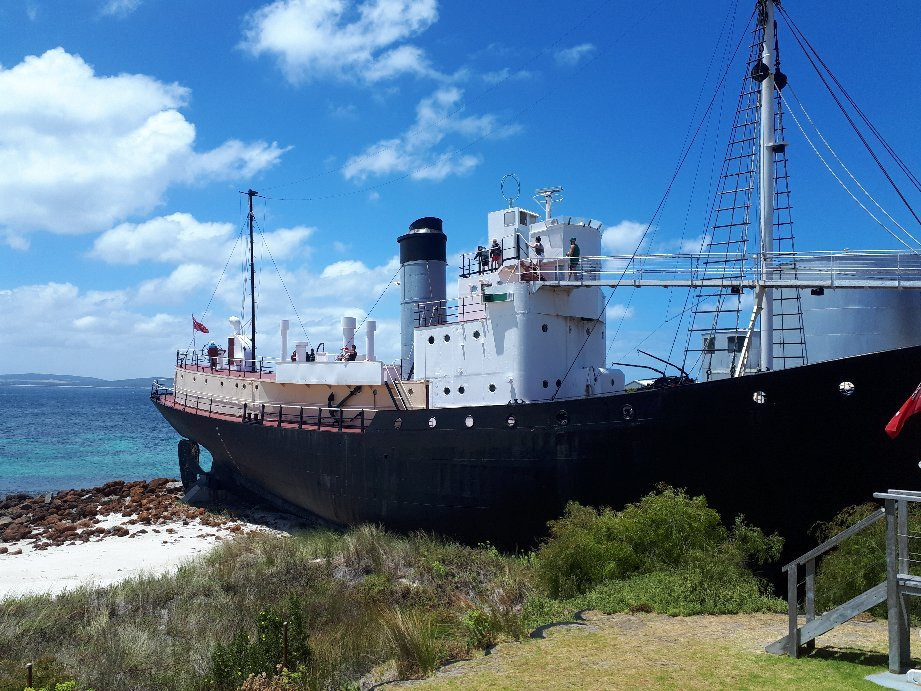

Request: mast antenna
left=500, top=173, right=520, bottom=208
left=246, top=189, right=258, bottom=372
left=533, top=186, right=564, bottom=220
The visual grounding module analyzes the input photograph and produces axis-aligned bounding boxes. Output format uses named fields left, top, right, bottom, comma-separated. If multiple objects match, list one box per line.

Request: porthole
left=235, top=382, right=239, bottom=388
left=753, top=391, right=766, bottom=404
left=394, top=417, right=402, bottom=429
left=465, top=415, right=474, bottom=428
left=220, top=381, right=224, bottom=386
left=193, top=377, right=196, bottom=382
left=506, top=415, right=516, bottom=428
left=610, top=379, right=615, bottom=387
left=443, top=387, right=451, bottom=395
left=428, top=417, right=437, bottom=428
left=839, top=381, right=855, bottom=396
left=428, top=336, right=435, bottom=344
left=622, top=405, right=634, bottom=420
left=542, top=380, right=549, bottom=389
left=242, top=384, right=246, bottom=389
left=408, top=388, right=414, bottom=395
left=556, top=379, right=562, bottom=389
left=444, top=334, right=451, bottom=342
left=255, top=385, right=258, bottom=390
left=541, top=324, right=548, bottom=333
left=556, top=410, right=569, bottom=426
left=586, top=328, right=591, bottom=336
left=489, top=384, right=496, bottom=392
left=458, top=386, right=465, bottom=394
left=204, top=379, right=208, bottom=384
left=473, top=330, right=481, bottom=339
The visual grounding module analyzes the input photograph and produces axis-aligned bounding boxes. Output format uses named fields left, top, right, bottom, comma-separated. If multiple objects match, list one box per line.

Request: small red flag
left=192, top=316, right=209, bottom=334
left=886, top=382, right=921, bottom=439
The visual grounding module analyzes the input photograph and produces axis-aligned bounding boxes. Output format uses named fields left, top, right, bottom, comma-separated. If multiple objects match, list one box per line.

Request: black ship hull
left=153, top=346, right=921, bottom=557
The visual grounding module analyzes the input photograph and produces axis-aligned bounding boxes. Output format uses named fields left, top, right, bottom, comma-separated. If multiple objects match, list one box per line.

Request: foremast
left=757, top=0, right=777, bottom=372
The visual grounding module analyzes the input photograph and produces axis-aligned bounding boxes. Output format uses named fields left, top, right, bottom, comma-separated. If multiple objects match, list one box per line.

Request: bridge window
left=727, top=336, right=745, bottom=353
left=504, top=211, right=515, bottom=226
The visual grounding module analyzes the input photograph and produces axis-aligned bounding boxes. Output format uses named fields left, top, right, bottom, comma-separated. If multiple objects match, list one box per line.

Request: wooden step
left=765, top=581, right=887, bottom=655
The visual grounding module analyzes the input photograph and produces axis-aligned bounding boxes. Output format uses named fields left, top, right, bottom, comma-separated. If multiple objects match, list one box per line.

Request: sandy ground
left=0, top=480, right=310, bottom=599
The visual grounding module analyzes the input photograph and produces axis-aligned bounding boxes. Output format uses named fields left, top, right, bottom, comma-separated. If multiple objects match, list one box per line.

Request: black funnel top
left=398, top=217, right=446, bottom=264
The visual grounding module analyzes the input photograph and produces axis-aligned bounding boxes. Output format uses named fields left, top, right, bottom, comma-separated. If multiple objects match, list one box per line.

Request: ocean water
left=0, top=384, right=211, bottom=496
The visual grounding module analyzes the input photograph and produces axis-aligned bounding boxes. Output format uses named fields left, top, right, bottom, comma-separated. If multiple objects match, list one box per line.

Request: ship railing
left=165, top=389, right=377, bottom=432
left=150, top=381, right=173, bottom=398
left=176, top=350, right=275, bottom=378
left=413, top=295, right=486, bottom=327
left=532, top=250, right=921, bottom=289
left=459, top=231, right=528, bottom=278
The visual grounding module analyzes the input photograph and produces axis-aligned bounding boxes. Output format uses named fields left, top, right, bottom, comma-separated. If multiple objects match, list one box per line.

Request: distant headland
left=0, top=373, right=171, bottom=388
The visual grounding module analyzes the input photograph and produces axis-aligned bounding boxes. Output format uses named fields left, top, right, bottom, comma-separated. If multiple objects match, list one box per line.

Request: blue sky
left=0, top=0, right=918, bottom=379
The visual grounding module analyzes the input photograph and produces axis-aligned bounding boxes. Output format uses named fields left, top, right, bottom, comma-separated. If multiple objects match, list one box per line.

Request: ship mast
left=247, top=189, right=257, bottom=372
left=757, top=0, right=777, bottom=371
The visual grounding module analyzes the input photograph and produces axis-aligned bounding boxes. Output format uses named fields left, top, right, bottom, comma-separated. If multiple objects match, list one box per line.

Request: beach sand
left=0, top=479, right=311, bottom=599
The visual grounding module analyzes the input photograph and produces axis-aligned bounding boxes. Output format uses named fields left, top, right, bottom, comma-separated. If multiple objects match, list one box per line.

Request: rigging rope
left=783, top=86, right=921, bottom=250
left=255, top=219, right=312, bottom=348
left=779, top=90, right=920, bottom=255
left=776, top=3, right=921, bottom=226
left=551, top=4, right=756, bottom=400
left=184, top=234, right=242, bottom=353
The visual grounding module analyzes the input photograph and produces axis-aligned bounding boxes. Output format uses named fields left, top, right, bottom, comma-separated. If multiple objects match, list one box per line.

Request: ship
left=152, top=0, right=921, bottom=558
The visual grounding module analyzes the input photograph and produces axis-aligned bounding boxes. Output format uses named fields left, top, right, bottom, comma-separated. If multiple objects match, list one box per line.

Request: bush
left=533, top=487, right=784, bottom=613
left=209, top=599, right=311, bottom=691
left=813, top=502, right=921, bottom=620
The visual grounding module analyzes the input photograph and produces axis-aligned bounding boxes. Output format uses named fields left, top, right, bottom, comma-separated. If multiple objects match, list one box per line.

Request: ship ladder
left=766, top=489, right=921, bottom=674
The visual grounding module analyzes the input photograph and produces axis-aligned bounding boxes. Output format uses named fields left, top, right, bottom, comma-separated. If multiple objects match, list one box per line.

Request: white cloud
left=0, top=49, right=286, bottom=247
left=602, top=220, right=648, bottom=254
left=91, top=213, right=234, bottom=265
left=555, top=43, right=595, bottom=67
left=343, top=87, right=519, bottom=182
left=482, top=68, right=534, bottom=85
left=100, top=0, right=142, bottom=17
left=241, top=0, right=441, bottom=84
left=607, top=304, right=635, bottom=320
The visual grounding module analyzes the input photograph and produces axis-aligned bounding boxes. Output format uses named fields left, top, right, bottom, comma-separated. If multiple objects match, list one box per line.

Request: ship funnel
left=398, top=217, right=447, bottom=379
left=365, top=320, right=377, bottom=362
left=342, top=316, right=356, bottom=353
left=280, top=319, right=290, bottom=360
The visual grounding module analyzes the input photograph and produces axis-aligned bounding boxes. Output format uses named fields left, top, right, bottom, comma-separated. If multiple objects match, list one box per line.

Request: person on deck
left=474, top=245, right=489, bottom=274
left=489, top=239, right=502, bottom=270
left=567, top=237, right=581, bottom=280
left=346, top=344, right=358, bottom=361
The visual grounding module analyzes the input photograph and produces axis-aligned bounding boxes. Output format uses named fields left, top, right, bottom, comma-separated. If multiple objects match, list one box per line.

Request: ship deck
left=153, top=392, right=369, bottom=433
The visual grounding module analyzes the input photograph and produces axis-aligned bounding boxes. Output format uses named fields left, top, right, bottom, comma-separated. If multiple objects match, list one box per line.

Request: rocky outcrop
left=0, top=479, right=233, bottom=550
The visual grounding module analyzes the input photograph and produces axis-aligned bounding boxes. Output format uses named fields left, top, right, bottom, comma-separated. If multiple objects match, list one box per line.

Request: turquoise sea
left=0, top=384, right=211, bottom=496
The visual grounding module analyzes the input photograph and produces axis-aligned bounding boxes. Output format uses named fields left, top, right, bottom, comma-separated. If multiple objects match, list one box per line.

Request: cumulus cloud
left=343, top=87, right=519, bottom=182
left=602, top=220, right=648, bottom=254
left=91, top=212, right=314, bottom=267
left=607, top=304, right=635, bottom=320
left=241, top=0, right=441, bottom=84
left=555, top=43, right=595, bottom=67
left=0, top=49, right=286, bottom=247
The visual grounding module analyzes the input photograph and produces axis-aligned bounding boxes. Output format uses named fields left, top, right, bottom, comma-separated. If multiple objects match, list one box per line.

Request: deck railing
left=177, top=350, right=275, bottom=378
left=151, top=382, right=377, bottom=432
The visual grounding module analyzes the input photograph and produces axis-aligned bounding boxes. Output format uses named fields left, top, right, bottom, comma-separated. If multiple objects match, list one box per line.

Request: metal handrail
left=151, top=387, right=377, bottom=432
left=176, top=350, right=276, bottom=378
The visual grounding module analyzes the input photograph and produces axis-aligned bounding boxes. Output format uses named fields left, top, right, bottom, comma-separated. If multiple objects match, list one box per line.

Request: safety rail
left=150, top=383, right=377, bottom=432
left=177, top=350, right=275, bottom=378
left=459, top=232, right=528, bottom=278
left=414, top=295, right=486, bottom=327
left=526, top=250, right=921, bottom=289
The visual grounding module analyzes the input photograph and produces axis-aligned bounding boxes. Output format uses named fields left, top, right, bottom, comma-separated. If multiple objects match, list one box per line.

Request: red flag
left=886, top=382, right=921, bottom=439
left=192, top=316, right=209, bottom=334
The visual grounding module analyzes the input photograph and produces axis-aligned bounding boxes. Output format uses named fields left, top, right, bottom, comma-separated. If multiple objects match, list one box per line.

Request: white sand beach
left=0, top=479, right=309, bottom=599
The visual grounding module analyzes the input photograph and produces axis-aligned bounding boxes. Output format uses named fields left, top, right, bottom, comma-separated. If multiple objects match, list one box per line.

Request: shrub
left=535, top=487, right=782, bottom=600
left=813, top=502, right=921, bottom=620
left=209, top=598, right=312, bottom=690
left=378, top=607, right=444, bottom=679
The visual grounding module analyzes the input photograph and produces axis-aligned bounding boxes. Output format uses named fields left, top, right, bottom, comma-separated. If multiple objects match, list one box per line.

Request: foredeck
left=151, top=385, right=374, bottom=433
